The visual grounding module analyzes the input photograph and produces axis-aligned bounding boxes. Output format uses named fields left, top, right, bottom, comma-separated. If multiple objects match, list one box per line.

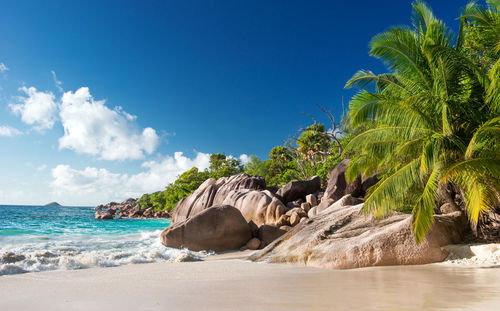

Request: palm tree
left=344, top=0, right=499, bottom=243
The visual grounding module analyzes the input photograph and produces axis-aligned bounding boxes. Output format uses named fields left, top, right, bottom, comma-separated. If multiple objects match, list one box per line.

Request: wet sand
left=1, top=257, right=500, bottom=311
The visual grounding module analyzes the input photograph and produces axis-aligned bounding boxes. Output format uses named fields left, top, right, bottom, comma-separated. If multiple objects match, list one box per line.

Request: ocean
left=0, top=205, right=206, bottom=275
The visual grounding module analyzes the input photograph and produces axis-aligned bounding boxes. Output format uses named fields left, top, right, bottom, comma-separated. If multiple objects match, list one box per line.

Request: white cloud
left=0, top=125, right=23, bottom=137
left=239, top=154, right=250, bottom=165
left=37, top=164, right=47, bottom=171
left=58, top=87, right=159, bottom=160
left=0, top=62, right=8, bottom=72
left=50, top=152, right=211, bottom=205
left=9, top=86, right=57, bottom=131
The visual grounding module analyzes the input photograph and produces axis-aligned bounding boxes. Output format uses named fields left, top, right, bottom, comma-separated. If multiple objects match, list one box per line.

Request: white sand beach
left=1, top=252, right=500, bottom=311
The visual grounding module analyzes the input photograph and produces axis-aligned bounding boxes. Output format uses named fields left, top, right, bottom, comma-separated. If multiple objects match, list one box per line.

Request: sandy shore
left=1, top=252, right=500, bottom=311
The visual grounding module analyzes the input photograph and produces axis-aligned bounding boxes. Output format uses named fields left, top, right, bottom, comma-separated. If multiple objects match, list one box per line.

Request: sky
left=0, top=0, right=471, bottom=206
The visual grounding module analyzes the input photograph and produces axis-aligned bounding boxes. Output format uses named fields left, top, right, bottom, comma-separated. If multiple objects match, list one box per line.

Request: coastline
left=1, top=251, right=500, bottom=311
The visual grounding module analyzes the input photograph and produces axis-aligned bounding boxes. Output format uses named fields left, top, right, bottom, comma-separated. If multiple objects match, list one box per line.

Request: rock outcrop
left=220, top=189, right=286, bottom=226
left=213, top=174, right=266, bottom=204
left=171, top=178, right=219, bottom=223
left=276, top=176, right=321, bottom=204
left=95, top=210, right=114, bottom=220
left=161, top=205, right=252, bottom=252
left=322, top=159, right=364, bottom=202
left=249, top=196, right=467, bottom=269
left=171, top=174, right=281, bottom=226
left=258, top=225, right=287, bottom=248
left=308, top=194, right=364, bottom=218
left=95, top=198, right=170, bottom=219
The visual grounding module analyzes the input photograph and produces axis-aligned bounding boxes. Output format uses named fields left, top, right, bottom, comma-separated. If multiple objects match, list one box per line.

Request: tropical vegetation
left=344, top=0, right=499, bottom=242
left=137, top=153, right=244, bottom=211
left=138, top=1, right=499, bottom=245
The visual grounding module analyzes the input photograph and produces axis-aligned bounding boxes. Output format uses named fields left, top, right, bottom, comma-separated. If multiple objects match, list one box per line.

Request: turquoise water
left=0, top=205, right=171, bottom=236
left=0, top=205, right=204, bottom=275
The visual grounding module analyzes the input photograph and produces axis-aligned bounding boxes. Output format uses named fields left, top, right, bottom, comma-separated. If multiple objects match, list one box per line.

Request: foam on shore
left=0, top=230, right=209, bottom=276
left=441, top=243, right=500, bottom=267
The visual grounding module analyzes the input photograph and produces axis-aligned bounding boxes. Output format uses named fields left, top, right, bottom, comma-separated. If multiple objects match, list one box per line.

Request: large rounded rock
left=171, top=178, right=219, bottom=223
left=249, top=201, right=467, bottom=269
left=161, top=205, right=252, bottom=252
left=213, top=174, right=266, bottom=204
left=171, top=174, right=268, bottom=224
left=276, top=176, right=321, bottom=204
left=323, top=159, right=364, bottom=203
left=221, top=189, right=286, bottom=226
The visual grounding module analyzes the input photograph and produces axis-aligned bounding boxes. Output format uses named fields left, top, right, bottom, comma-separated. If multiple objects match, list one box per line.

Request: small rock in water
left=1, top=252, right=26, bottom=263
left=95, top=210, right=114, bottom=220
left=35, top=251, right=57, bottom=258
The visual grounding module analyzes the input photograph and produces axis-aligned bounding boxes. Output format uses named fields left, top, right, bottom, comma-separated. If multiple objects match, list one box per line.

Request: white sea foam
left=440, top=243, right=500, bottom=267
left=0, top=230, right=209, bottom=276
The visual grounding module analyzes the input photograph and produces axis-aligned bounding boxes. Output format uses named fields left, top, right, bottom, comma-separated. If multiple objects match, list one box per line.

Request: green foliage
left=250, top=119, right=353, bottom=188
left=244, top=155, right=273, bottom=184
left=344, top=0, right=500, bottom=243
left=138, top=154, right=244, bottom=212
left=208, top=153, right=244, bottom=179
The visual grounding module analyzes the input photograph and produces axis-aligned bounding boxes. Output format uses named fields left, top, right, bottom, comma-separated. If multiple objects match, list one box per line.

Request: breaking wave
left=0, top=230, right=209, bottom=276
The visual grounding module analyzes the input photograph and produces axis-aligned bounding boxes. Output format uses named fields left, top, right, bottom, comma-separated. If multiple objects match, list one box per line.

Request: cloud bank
left=9, top=87, right=57, bottom=131
left=9, top=83, right=160, bottom=161
left=50, top=152, right=211, bottom=205
left=58, top=87, right=159, bottom=160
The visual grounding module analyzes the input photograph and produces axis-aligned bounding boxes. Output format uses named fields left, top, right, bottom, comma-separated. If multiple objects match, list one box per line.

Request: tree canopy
left=344, top=0, right=500, bottom=243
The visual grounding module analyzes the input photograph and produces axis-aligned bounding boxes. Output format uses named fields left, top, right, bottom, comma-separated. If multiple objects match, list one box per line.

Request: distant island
left=44, top=202, right=62, bottom=207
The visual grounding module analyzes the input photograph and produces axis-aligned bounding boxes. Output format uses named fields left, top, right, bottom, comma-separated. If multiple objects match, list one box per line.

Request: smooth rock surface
left=245, top=238, right=261, bottom=250
left=301, top=202, right=311, bottom=212
left=258, top=225, right=287, bottom=248
left=277, top=176, right=321, bottom=204
left=311, top=195, right=363, bottom=217
left=305, top=194, right=317, bottom=207
left=250, top=202, right=467, bottom=269
left=162, top=205, right=252, bottom=252
left=289, top=213, right=300, bottom=226
left=323, top=159, right=363, bottom=202
left=172, top=178, right=218, bottom=223
left=221, top=189, right=286, bottom=226
left=285, top=207, right=307, bottom=218
left=171, top=174, right=272, bottom=224
left=212, top=174, right=266, bottom=205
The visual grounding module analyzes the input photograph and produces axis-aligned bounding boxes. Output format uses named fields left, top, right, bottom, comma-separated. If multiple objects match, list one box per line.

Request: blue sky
left=0, top=0, right=470, bottom=205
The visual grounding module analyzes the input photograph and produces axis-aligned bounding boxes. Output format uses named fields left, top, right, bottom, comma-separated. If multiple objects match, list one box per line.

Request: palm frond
left=411, top=162, right=440, bottom=243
